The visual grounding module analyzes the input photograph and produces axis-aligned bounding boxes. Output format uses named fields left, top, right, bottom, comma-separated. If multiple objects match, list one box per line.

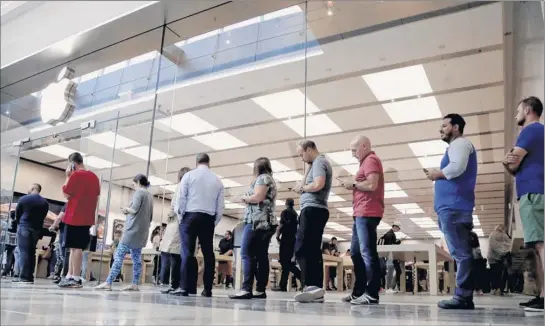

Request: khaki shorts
left=519, top=193, right=544, bottom=246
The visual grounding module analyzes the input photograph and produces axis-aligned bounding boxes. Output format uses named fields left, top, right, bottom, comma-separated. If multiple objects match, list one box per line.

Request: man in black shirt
left=274, top=198, right=301, bottom=292
left=14, top=183, right=49, bottom=283
left=382, top=222, right=403, bottom=292
left=217, top=230, right=234, bottom=288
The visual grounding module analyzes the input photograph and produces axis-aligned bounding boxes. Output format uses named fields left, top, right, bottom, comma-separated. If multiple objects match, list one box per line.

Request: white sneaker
left=94, top=282, right=112, bottom=291
left=294, top=286, right=325, bottom=303
left=351, top=293, right=379, bottom=305
left=385, top=289, right=395, bottom=294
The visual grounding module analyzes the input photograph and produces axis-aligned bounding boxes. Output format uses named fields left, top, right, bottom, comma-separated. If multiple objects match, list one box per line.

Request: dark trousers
left=295, top=206, right=329, bottom=288
left=438, top=210, right=474, bottom=300
left=16, top=227, right=41, bottom=281
left=278, top=238, right=300, bottom=290
left=351, top=217, right=381, bottom=298
left=2, top=245, right=16, bottom=276
left=179, top=212, right=215, bottom=292
left=489, top=262, right=508, bottom=292
left=160, top=252, right=181, bottom=289
left=240, top=223, right=274, bottom=292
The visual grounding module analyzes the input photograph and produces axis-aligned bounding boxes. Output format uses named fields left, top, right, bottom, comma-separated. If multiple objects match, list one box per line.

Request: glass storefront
left=1, top=1, right=541, bottom=284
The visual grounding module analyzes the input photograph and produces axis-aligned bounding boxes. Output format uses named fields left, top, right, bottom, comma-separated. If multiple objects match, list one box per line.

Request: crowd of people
left=1, top=97, right=543, bottom=314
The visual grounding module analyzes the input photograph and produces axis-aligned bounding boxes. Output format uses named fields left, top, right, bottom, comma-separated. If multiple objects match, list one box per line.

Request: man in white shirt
left=175, top=153, right=224, bottom=297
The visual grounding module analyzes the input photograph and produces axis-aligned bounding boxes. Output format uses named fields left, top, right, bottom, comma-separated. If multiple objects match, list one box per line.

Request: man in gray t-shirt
left=292, top=140, right=332, bottom=303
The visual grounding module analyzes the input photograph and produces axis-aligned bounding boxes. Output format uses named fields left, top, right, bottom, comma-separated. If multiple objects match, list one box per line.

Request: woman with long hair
left=160, top=167, right=190, bottom=294
left=229, top=157, right=277, bottom=300
left=95, top=174, right=153, bottom=291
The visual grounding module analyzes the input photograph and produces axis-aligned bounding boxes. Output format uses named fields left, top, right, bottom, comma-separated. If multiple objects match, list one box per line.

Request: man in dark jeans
left=293, top=140, right=332, bottom=303
left=174, top=153, right=224, bottom=297
left=13, top=183, right=49, bottom=284
left=339, top=135, right=385, bottom=305
left=274, top=198, right=301, bottom=292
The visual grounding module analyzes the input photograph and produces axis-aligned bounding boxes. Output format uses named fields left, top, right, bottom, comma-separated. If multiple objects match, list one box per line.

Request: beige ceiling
left=15, top=2, right=507, bottom=240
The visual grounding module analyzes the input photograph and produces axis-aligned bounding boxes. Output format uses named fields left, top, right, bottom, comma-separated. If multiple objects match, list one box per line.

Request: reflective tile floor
left=1, top=279, right=542, bottom=325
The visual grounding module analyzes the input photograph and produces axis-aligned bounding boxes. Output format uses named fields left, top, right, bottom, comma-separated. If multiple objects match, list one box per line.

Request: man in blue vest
left=425, top=113, right=478, bottom=310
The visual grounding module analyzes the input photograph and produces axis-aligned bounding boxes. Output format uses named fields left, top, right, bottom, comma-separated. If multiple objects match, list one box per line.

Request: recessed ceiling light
left=426, top=230, right=443, bottom=238
left=362, top=64, right=433, bottom=101
left=408, top=140, right=448, bottom=157
left=274, top=171, right=304, bottom=182
left=123, top=146, right=172, bottom=161
left=252, top=89, right=320, bottom=119
left=328, top=192, right=346, bottom=202
left=84, top=156, right=119, bottom=169
left=36, top=144, right=82, bottom=159
left=87, top=131, right=140, bottom=149
left=326, top=222, right=351, bottom=231
left=384, top=182, right=408, bottom=198
left=337, top=207, right=353, bottom=216
left=417, top=155, right=443, bottom=168
left=192, top=131, right=247, bottom=150
left=283, top=114, right=342, bottom=137
left=382, top=96, right=442, bottom=124
left=157, top=112, right=218, bottom=136
left=326, top=151, right=358, bottom=165
left=410, top=217, right=438, bottom=228
left=393, top=203, right=424, bottom=214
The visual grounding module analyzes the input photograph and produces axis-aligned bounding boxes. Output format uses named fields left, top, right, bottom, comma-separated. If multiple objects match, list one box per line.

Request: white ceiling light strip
left=384, top=182, right=408, bottom=198
left=410, top=217, right=438, bottom=228
left=426, top=230, right=443, bottom=238
left=392, top=203, right=424, bottom=214
left=326, top=222, right=351, bottom=232
left=122, top=146, right=172, bottom=161
left=87, top=131, right=140, bottom=149
left=192, top=131, right=247, bottom=150
left=283, top=113, right=342, bottom=137
left=157, top=112, right=218, bottom=136
left=252, top=89, right=320, bottom=119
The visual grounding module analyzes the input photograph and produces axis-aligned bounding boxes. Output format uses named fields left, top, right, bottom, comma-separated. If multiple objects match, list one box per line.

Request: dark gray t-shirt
left=300, top=155, right=332, bottom=210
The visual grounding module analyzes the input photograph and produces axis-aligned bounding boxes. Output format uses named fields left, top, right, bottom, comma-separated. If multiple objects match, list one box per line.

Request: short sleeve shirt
left=353, top=152, right=385, bottom=217
left=515, top=122, right=544, bottom=198
left=243, top=174, right=277, bottom=224
left=62, top=170, right=100, bottom=226
left=300, top=155, right=333, bottom=209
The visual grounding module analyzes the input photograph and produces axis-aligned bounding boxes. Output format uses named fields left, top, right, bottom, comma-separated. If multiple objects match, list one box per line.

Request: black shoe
left=161, top=287, right=176, bottom=294
left=171, top=288, right=189, bottom=296
left=438, top=298, right=475, bottom=310
left=520, top=296, right=541, bottom=308
left=201, top=290, right=212, bottom=297
left=342, top=293, right=358, bottom=303
left=524, top=297, right=544, bottom=312
left=253, top=291, right=267, bottom=299
left=229, top=291, right=253, bottom=299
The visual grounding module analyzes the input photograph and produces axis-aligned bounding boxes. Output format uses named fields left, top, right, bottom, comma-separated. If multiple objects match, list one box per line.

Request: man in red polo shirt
left=59, top=152, right=100, bottom=288
left=339, top=135, right=384, bottom=305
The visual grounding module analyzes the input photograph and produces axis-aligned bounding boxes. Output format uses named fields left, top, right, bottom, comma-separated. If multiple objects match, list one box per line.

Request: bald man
left=339, top=135, right=384, bottom=305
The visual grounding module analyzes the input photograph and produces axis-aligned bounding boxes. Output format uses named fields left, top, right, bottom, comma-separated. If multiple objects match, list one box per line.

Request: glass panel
left=0, top=144, right=21, bottom=270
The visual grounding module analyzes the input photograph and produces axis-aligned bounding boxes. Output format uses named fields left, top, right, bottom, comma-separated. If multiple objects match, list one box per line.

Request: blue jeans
left=240, top=223, right=274, bottom=293
left=437, top=209, right=474, bottom=300
left=106, top=242, right=142, bottom=285
left=16, top=227, right=41, bottom=281
left=179, top=212, right=215, bottom=292
left=350, top=217, right=381, bottom=298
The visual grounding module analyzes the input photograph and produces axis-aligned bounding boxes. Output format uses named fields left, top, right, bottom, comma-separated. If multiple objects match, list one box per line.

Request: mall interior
left=0, top=1, right=544, bottom=325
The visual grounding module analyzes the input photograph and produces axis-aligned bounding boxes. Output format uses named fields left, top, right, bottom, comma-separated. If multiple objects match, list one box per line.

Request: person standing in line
left=49, top=206, right=67, bottom=283
left=502, top=96, right=544, bottom=312
left=96, top=174, right=153, bottom=291
left=59, top=152, right=100, bottom=288
left=160, top=167, right=190, bottom=294
left=229, top=157, right=278, bottom=300
left=175, top=153, right=224, bottom=297
left=487, top=224, right=511, bottom=295
left=12, top=183, right=49, bottom=284
left=273, top=198, right=301, bottom=292
left=425, top=113, right=478, bottom=309
left=292, top=140, right=333, bottom=303
left=217, top=230, right=234, bottom=288
left=382, top=222, right=403, bottom=293
left=1, top=211, right=18, bottom=278
left=339, top=135, right=384, bottom=305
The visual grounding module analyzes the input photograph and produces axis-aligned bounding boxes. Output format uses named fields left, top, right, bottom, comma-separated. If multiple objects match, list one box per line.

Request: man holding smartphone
left=424, top=114, right=477, bottom=310
left=59, top=152, right=100, bottom=288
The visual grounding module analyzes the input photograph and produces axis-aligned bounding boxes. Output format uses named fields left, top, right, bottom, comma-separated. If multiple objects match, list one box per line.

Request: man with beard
left=425, top=114, right=477, bottom=310
left=502, top=97, right=544, bottom=312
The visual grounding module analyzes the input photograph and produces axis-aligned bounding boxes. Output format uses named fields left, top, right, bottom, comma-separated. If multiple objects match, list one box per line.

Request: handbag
left=252, top=205, right=277, bottom=233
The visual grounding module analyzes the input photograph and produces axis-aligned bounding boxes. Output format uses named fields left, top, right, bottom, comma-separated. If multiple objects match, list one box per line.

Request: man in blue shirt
left=13, top=183, right=49, bottom=284
left=175, top=153, right=224, bottom=297
left=425, top=114, right=477, bottom=310
left=502, top=96, right=544, bottom=312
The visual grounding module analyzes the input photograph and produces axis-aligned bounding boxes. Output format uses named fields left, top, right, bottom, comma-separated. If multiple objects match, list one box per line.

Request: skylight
left=382, top=96, right=442, bottom=124
left=283, top=114, right=342, bottom=137
left=426, top=230, right=444, bottom=238
left=36, top=144, right=82, bottom=159
left=408, top=140, right=448, bottom=157
left=393, top=203, right=424, bottom=214
left=84, top=156, right=119, bottom=169
left=252, top=89, right=320, bottom=119
left=158, top=112, right=218, bottom=136
left=192, top=132, right=247, bottom=150
left=274, top=171, right=304, bottom=182
left=326, top=222, right=351, bottom=232
left=87, top=131, right=140, bottom=149
left=326, top=151, right=358, bottom=165
left=410, top=217, right=438, bottom=228
left=384, top=182, right=408, bottom=198
left=362, top=65, right=433, bottom=101
left=122, top=146, right=172, bottom=161
left=417, top=155, right=444, bottom=168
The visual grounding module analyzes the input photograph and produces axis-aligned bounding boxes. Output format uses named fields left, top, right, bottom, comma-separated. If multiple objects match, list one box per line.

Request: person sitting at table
left=382, top=222, right=403, bottom=293
left=217, top=230, right=234, bottom=288
left=323, top=237, right=339, bottom=291
left=95, top=174, right=153, bottom=291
